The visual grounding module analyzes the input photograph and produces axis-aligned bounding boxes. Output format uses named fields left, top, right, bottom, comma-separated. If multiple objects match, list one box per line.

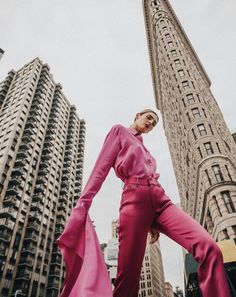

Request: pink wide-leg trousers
left=113, top=177, right=231, bottom=297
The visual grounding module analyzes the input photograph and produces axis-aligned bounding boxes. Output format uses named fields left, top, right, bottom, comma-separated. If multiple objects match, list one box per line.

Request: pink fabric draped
left=57, top=203, right=113, bottom=297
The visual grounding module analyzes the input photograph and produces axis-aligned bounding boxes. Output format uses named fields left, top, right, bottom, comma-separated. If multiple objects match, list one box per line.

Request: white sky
left=1, top=0, right=236, bottom=291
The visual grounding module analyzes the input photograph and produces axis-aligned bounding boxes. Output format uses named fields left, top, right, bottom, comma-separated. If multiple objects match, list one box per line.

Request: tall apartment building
left=0, top=58, right=85, bottom=297
left=143, top=0, right=236, bottom=241
left=139, top=236, right=167, bottom=297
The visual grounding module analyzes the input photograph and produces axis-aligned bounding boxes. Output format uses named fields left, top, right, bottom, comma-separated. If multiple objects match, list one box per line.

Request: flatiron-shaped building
left=143, top=0, right=236, bottom=241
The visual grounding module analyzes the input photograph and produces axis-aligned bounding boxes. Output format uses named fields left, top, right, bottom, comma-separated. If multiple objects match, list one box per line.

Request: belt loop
left=136, top=176, right=138, bottom=185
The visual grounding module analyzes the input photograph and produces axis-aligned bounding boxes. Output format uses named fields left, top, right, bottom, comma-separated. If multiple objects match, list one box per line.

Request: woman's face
left=135, top=112, right=158, bottom=134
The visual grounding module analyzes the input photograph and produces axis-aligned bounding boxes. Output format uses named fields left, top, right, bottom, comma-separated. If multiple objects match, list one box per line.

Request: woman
left=57, top=109, right=231, bottom=297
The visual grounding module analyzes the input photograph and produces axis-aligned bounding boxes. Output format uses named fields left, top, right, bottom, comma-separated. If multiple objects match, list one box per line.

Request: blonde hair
left=134, top=109, right=159, bottom=123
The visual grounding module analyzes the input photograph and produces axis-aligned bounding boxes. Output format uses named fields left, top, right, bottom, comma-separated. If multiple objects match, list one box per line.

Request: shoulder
left=108, top=124, right=128, bottom=134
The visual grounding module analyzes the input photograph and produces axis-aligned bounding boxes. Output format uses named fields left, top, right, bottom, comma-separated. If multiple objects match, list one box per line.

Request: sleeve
left=76, top=124, right=122, bottom=210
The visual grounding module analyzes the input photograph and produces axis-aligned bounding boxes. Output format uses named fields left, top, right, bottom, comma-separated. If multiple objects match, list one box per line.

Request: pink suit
left=57, top=124, right=231, bottom=297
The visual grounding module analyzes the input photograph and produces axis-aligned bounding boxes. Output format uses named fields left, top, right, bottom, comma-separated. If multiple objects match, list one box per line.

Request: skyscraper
left=0, top=58, right=85, bottom=297
left=143, top=0, right=236, bottom=241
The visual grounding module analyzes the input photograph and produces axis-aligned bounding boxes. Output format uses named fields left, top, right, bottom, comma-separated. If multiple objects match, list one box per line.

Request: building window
left=171, top=50, right=177, bottom=57
left=182, top=80, right=190, bottom=90
left=204, top=142, right=214, bottom=155
left=186, top=93, right=195, bottom=104
left=174, top=59, right=181, bottom=66
left=168, top=41, right=174, bottom=47
left=216, top=142, right=221, bottom=153
left=187, top=112, right=191, bottom=122
left=221, top=191, right=235, bottom=213
left=225, top=165, right=232, bottom=181
left=212, top=165, right=224, bottom=182
left=192, top=128, right=197, bottom=140
left=197, top=124, right=207, bottom=136
left=165, top=33, right=171, bottom=40
left=205, top=169, right=212, bottom=186
left=197, top=147, right=203, bottom=158
left=192, top=108, right=201, bottom=119
left=178, top=69, right=184, bottom=77
left=209, top=124, right=214, bottom=135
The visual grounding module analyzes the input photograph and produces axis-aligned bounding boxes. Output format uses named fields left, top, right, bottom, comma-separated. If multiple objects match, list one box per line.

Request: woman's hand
left=149, top=228, right=160, bottom=244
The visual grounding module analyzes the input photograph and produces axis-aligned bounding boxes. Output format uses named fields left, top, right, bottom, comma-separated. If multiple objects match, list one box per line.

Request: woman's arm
left=76, top=124, right=122, bottom=210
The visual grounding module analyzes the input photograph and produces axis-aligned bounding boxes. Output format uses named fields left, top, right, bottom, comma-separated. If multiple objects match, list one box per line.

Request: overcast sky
left=1, top=0, right=236, bottom=291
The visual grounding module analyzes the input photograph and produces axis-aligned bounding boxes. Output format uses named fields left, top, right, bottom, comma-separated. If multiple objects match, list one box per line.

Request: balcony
left=15, top=269, right=32, bottom=280
left=31, top=102, right=42, bottom=111
left=55, top=226, right=64, bottom=235
left=29, top=212, right=42, bottom=222
left=25, top=121, right=36, bottom=130
left=61, top=180, right=69, bottom=188
left=34, top=185, right=45, bottom=194
left=0, top=232, right=11, bottom=242
left=63, top=161, right=71, bottom=168
left=11, top=166, right=26, bottom=177
left=0, top=218, right=14, bottom=230
left=24, top=232, right=38, bottom=243
left=36, top=176, right=46, bottom=185
left=58, top=200, right=67, bottom=210
left=42, top=147, right=53, bottom=155
left=62, top=168, right=70, bottom=174
left=64, top=155, right=72, bottom=163
left=24, top=128, right=34, bottom=136
left=32, top=193, right=44, bottom=202
left=44, top=140, right=53, bottom=148
left=29, top=109, right=40, bottom=117
left=22, top=134, right=33, bottom=144
left=28, top=114, right=40, bottom=123
left=27, top=221, right=39, bottom=232
left=17, top=149, right=29, bottom=159
left=45, top=135, right=54, bottom=143
left=14, top=158, right=26, bottom=168
left=48, top=123, right=57, bottom=129
left=57, top=210, right=65, bottom=218
left=18, top=257, right=34, bottom=268
left=0, top=207, right=18, bottom=219
left=9, top=175, right=22, bottom=185
left=3, top=194, right=20, bottom=206
left=6, top=185, right=20, bottom=196
left=37, top=167, right=49, bottom=176
left=66, top=143, right=73, bottom=149
left=60, top=188, right=68, bottom=195
left=59, top=195, right=67, bottom=203
left=31, top=201, right=43, bottom=212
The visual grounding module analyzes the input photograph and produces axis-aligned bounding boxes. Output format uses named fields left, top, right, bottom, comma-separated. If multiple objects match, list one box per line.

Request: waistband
left=124, top=176, right=160, bottom=186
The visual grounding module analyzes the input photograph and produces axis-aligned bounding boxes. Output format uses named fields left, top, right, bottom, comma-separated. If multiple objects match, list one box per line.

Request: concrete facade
left=139, top=235, right=167, bottom=297
left=142, top=0, right=236, bottom=241
left=0, top=58, right=85, bottom=297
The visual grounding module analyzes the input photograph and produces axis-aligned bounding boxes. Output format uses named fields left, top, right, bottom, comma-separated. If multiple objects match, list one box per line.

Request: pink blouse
left=79, top=124, right=159, bottom=209
left=57, top=124, right=160, bottom=297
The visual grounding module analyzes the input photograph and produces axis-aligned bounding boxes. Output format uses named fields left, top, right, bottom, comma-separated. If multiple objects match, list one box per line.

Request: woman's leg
left=153, top=197, right=231, bottom=297
left=113, top=184, right=153, bottom=297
